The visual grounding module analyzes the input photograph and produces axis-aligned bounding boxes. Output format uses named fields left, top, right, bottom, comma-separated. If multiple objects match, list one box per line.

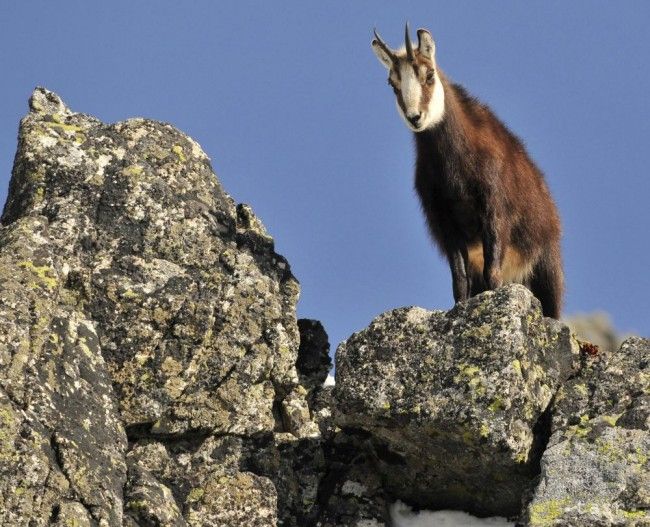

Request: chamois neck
left=415, top=68, right=458, bottom=136
left=413, top=72, right=468, bottom=170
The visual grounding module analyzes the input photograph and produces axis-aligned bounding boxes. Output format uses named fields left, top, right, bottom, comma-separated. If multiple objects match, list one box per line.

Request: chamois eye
left=426, top=69, right=435, bottom=84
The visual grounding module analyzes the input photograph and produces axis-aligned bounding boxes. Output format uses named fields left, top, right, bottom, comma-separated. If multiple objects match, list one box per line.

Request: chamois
left=372, top=24, right=564, bottom=318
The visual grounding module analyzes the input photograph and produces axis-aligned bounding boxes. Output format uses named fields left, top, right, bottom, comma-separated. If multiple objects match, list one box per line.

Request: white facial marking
left=399, top=63, right=422, bottom=120
left=426, top=70, right=445, bottom=129
left=396, top=65, right=445, bottom=132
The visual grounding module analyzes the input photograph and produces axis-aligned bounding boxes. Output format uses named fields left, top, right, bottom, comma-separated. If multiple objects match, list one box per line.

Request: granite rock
left=0, top=88, right=315, bottom=526
left=525, top=337, right=649, bottom=526
left=335, top=285, right=578, bottom=517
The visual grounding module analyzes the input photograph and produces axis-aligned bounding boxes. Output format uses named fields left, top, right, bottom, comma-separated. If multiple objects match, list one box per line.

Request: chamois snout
left=406, top=112, right=422, bottom=127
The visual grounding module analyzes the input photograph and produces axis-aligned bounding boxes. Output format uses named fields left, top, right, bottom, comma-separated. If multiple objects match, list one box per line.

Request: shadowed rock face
left=1, top=89, right=647, bottom=526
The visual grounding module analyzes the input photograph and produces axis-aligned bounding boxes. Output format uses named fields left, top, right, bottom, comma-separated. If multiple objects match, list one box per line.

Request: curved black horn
left=405, top=22, right=415, bottom=62
left=373, top=28, right=396, bottom=63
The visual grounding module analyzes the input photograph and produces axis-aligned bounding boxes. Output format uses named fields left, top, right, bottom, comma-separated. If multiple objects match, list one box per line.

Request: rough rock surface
left=525, top=337, right=649, bottom=526
left=1, top=89, right=647, bottom=526
left=335, top=285, right=578, bottom=517
left=0, top=88, right=319, bottom=526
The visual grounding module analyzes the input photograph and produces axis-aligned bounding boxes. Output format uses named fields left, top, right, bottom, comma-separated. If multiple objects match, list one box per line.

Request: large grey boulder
left=335, top=285, right=578, bottom=518
left=0, top=88, right=320, bottom=526
left=525, top=337, right=649, bottom=526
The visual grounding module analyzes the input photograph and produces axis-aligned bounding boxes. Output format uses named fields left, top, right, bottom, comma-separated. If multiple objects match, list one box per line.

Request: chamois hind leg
left=529, top=245, right=564, bottom=319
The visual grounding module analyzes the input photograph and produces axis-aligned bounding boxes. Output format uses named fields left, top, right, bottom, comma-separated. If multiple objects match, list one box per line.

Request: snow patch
left=390, top=501, right=514, bottom=527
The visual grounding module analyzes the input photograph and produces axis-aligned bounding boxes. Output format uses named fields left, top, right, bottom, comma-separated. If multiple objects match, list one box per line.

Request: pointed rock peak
left=29, top=87, right=70, bottom=116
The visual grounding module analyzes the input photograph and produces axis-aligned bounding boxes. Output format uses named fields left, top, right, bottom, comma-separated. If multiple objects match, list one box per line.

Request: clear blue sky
left=1, top=2, right=648, bottom=353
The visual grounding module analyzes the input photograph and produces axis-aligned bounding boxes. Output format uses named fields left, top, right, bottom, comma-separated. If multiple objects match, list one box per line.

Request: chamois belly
left=467, top=242, right=535, bottom=284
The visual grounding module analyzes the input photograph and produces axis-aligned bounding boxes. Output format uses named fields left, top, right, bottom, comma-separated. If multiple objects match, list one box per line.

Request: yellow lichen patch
left=186, top=487, right=205, bottom=503
left=573, top=383, right=588, bottom=397
left=566, top=414, right=592, bottom=439
left=622, top=510, right=647, bottom=519
left=629, top=446, right=647, bottom=466
left=453, top=363, right=489, bottom=398
left=468, top=376, right=486, bottom=396
left=599, top=414, right=621, bottom=427
left=34, top=186, right=45, bottom=204
left=594, top=436, right=629, bottom=463
left=529, top=498, right=570, bottom=526
left=488, top=398, right=505, bottom=413
left=454, top=364, right=480, bottom=383
left=172, top=145, right=186, bottom=162
left=127, top=499, right=148, bottom=510
left=511, top=359, right=522, bottom=376
left=123, top=165, right=144, bottom=177
left=43, top=116, right=84, bottom=133
left=515, top=450, right=528, bottom=464
left=480, top=423, right=490, bottom=438
left=18, top=261, right=58, bottom=290
left=121, top=289, right=139, bottom=300
left=27, top=166, right=46, bottom=183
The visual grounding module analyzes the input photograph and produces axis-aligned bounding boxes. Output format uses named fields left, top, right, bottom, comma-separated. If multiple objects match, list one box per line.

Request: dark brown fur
left=414, top=67, right=564, bottom=317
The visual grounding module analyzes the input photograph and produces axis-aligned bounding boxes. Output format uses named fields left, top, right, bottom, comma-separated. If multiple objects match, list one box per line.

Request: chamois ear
left=417, top=29, right=436, bottom=61
left=372, top=39, right=393, bottom=69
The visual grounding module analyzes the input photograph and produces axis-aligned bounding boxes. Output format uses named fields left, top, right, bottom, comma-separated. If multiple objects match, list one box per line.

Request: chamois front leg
left=482, top=222, right=503, bottom=290
left=449, top=246, right=471, bottom=303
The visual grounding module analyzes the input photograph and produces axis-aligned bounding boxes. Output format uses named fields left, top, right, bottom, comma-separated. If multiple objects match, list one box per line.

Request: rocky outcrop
left=335, top=285, right=577, bottom=518
left=0, top=89, right=647, bottom=526
left=334, top=289, right=648, bottom=525
left=0, top=88, right=321, bottom=526
left=525, top=337, right=649, bottom=526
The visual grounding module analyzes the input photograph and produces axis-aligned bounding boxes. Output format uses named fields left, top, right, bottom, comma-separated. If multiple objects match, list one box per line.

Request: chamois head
left=372, top=24, right=445, bottom=132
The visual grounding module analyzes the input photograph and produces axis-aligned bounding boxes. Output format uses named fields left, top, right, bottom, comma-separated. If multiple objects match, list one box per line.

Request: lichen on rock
left=335, top=285, right=578, bottom=517
left=1, top=88, right=647, bottom=526
left=0, top=88, right=318, bottom=526
left=525, top=337, right=649, bottom=526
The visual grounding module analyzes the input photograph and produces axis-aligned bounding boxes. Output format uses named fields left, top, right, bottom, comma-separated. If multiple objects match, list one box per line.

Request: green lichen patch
left=172, top=144, right=186, bottom=162
left=528, top=498, right=571, bottom=526
left=18, top=261, right=58, bottom=290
